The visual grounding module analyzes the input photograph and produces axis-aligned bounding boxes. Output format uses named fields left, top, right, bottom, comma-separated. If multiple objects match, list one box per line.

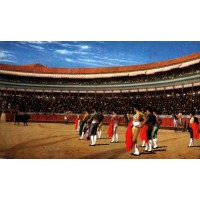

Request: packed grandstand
left=0, top=52, right=200, bottom=117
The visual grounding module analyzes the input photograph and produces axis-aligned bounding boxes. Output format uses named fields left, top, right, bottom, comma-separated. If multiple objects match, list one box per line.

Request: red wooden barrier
left=4, top=113, right=200, bottom=130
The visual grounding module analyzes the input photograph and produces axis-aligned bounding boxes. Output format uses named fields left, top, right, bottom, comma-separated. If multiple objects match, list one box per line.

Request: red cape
left=74, top=117, right=78, bottom=130
left=108, top=120, right=114, bottom=138
left=139, top=125, right=148, bottom=142
left=125, top=121, right=133, bottom=151
left=191, top=123, right=199, bottom=139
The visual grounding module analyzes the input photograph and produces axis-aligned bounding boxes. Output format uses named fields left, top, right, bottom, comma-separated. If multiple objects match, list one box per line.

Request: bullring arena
left=0, top=52, right=200, bottom=159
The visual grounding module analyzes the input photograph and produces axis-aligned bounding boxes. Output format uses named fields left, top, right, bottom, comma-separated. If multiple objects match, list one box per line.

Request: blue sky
left=0, top=41, right=200, bottom=68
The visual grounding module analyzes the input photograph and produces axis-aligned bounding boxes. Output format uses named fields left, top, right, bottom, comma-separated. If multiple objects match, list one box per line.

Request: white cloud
left=0, top=58, right=16, bottom=63
left=17, top=41, right=47, bottom=51
left=19, top=41, right=54, bottom=46
left=79, top=45, right=89, bottom=50
left=76, top=54, right=141, bottom=67
left=92, top=54, right=143, bottom=65
left=23, top=41, right=48, bottom=44
left=0, top=51, right=6, bottom=58
left=58, top=42, right=90, bottom=51
left=55, top=49, right=88, bottom=55
left=78, top=58, right=112, bottom=66
left=56, top=49, right=72, bottom=55
left=29, top=45, right=45, bottom=51
left=59, top=43, right=75, bottom=48
left=0, top=50, right=16, bottom=63
left=65, top=58, right=74, bottom=62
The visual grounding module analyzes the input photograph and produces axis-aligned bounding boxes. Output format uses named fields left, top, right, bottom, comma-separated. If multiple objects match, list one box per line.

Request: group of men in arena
left=125, top=105, right=162, bottom=155
left=78, top=108, right=104, bottom=146
left=76, top=104, right=199, bottom=156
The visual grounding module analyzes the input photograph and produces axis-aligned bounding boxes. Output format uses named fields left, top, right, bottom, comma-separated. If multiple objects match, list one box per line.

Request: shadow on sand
left=152, top=149, right=167, bottom=152
left=188, top=145, right=200, bottom=148
left=157, top=146, right=168, bottom=148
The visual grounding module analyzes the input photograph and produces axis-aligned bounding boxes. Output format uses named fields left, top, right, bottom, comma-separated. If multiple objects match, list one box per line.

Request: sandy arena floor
left=0, top=122, right=199, bottom=159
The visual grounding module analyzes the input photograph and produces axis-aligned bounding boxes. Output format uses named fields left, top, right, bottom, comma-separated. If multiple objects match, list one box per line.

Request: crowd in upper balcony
left=0, top=86, right=200, bottom=115
left=0, top=63, right=199, bottom=86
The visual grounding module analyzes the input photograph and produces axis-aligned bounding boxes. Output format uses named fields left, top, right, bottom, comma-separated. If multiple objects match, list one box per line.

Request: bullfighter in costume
left=79, top=109, right=90, bottom=140
left=144, top=107, right=156, bottom=152
left=131, top=104, right=146, bottom=156
left=109, top=110, right=120, bottom=143
left=97, top=110, right=104, bottom=139
left=187, top=110, right=199, bottom=147
left=88, top=107, right=100, bottom=146
left=172, top=113, right=179, bottom=132
left=152, top=108, right=162, bottom=148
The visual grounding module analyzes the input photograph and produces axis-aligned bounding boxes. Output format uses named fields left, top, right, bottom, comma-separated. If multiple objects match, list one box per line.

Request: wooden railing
left=3, top=113, right=200, bottom=131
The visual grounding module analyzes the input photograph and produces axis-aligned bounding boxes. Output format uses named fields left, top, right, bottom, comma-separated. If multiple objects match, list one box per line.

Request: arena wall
left=3, top=113, right=200, bottom=131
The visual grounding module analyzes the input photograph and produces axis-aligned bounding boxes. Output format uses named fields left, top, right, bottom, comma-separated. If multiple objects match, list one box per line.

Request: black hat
left=189, top=110, right=195, bottom=116
left=133, top=103, right=141, bottom=111
left=152, top=108, right=157, bottom=113
left=145, top=106, right=153, bottom=113
left=92, top=107, right=97, bottom=112
left=112, top=109, right=117, bottom=113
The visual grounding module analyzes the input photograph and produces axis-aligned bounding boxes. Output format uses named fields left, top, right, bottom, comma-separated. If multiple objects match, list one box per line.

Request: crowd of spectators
left=1, top=87, right=200, bottom=115
left=0, top=63, right=199, bottom=86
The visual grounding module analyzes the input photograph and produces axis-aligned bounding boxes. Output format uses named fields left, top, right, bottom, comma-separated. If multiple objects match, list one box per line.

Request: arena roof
left=0, top=52, right=200, bottom=79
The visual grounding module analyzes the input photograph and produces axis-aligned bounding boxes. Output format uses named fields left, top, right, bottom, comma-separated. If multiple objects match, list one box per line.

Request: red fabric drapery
left=191, top=123, right=199, bottom=139
left=125, top=121, right=133, bottom=151
left=139, top=125, right=148, bottom=142
left=108, top=120, right=114, bottom=138
left=74, top=117, right=78, bottom=130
